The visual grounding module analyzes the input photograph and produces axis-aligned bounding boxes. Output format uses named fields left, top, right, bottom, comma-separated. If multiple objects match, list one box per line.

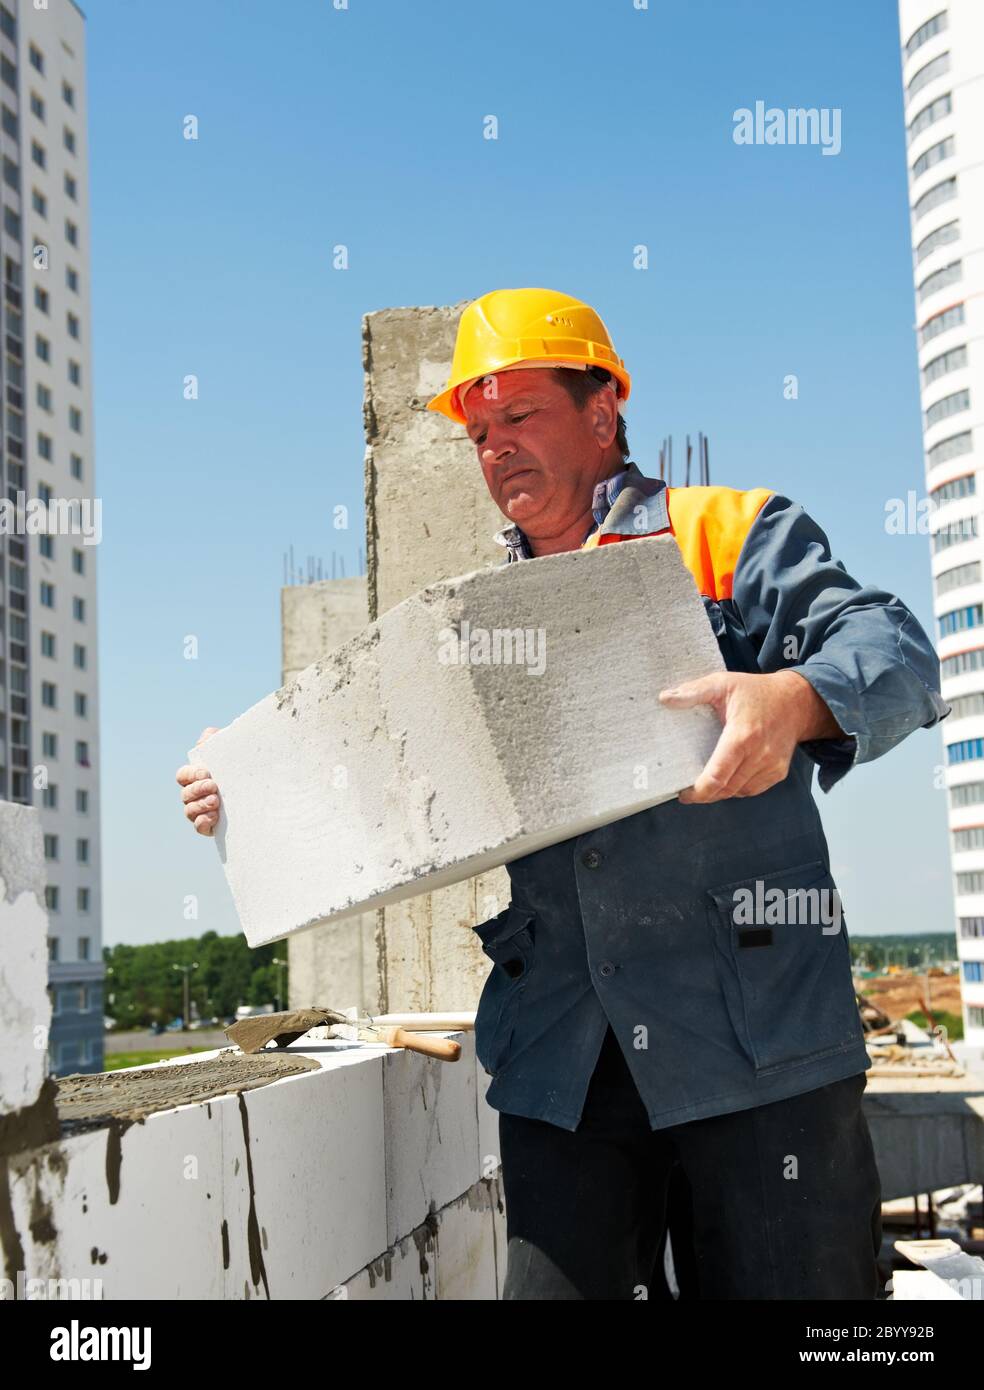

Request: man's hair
left=552, top=366, right=630, bottom=462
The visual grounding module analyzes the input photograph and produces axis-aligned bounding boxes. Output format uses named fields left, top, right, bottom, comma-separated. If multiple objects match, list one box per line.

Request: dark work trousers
left=499, top=1024, right=882, bottom=1300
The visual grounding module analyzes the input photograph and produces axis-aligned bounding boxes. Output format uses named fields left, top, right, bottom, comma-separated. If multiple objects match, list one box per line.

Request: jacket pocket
left=706, top=859, right=864, bottom=1075
left=472, top=904, right=536, bottom=1076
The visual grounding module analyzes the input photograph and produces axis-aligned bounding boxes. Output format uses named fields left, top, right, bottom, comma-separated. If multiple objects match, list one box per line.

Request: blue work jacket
left=473, top=467, right=950, bottom=1131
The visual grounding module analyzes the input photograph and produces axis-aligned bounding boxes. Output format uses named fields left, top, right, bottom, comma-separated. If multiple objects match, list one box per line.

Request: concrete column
left=281, top=578, right=380, bottom=1013
left=363, top=303, right=512, bottom=1014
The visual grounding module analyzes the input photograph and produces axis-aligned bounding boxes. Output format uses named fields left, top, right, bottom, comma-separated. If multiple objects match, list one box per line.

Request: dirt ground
left=857, top=972, right=963, bottom=1022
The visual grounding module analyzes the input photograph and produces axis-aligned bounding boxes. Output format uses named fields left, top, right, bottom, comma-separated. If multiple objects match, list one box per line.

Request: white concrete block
left=382, top=1032, right=479, bottom=1247
left=218, top=1052, right=387, bottom=1299
left=0, top=804, right=51, bottom=1117
left=193, top=536, right=724, bottom=947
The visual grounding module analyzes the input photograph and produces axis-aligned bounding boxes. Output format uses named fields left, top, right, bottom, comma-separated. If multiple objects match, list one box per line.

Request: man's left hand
left=658, top=670, right=845, bottom=803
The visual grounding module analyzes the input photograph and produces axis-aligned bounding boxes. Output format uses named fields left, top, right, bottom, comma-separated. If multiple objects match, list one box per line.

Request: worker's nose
left=481, top=429, right=516, bottom=467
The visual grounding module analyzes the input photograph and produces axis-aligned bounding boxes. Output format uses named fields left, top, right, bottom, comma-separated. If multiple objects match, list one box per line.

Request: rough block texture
left=281, top=577, right=381, bottom=1013
left=0, top=804, right=52, bottom=1120
left=197, top=537, right=724, bottom=948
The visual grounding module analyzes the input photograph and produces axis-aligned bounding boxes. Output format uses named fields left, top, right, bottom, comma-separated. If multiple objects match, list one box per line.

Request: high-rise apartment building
left=899, top=2, right=984, bottom=1047
left=1, top=0, right=101, bottom=1073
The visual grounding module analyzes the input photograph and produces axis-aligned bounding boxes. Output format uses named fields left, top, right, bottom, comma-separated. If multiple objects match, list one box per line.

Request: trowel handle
left=375, top=1027, right=461, bottom=1062
left=372, top=1012, right=475, bottom=1032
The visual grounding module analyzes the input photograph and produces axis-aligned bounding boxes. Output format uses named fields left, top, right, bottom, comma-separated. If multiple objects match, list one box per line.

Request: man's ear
left=589, top=386, right=619, bottom=450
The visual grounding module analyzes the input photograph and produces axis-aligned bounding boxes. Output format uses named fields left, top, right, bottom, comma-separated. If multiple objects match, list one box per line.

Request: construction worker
left=177, top=287, right=949, bottom=1301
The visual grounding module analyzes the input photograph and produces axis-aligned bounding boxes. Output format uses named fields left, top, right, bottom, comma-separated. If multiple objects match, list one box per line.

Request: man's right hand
left=176, top=726, right=222, bottom=836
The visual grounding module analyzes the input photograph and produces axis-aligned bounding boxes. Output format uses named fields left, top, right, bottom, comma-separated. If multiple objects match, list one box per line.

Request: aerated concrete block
left=0, top=803, right=52, bottom=1120
left=194, top=536, right=725, bottom=948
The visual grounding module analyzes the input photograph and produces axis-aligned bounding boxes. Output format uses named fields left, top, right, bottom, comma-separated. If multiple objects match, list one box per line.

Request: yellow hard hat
left=426, top=287, right=631, bottom=424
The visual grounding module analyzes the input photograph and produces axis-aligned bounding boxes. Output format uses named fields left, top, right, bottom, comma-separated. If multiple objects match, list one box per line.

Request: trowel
left=225, top=1007, right=473, bottom=1063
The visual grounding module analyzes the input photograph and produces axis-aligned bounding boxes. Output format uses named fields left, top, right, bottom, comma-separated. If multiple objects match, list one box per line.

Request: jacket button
left=598, top=961, right=616, bottom=978
left=582, top=848, right=602, bottom=869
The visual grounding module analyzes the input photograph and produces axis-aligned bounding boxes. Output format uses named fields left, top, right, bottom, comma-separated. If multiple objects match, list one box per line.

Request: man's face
left=462, top=369, right=618, bottom=537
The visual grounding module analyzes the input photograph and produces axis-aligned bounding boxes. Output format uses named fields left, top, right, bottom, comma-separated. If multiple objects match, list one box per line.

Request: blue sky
left=84, top=0, right=950, bottom=946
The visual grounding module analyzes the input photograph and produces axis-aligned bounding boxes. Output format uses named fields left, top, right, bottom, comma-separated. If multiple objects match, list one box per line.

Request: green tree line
left=103, top=931, right=287, bottom=1030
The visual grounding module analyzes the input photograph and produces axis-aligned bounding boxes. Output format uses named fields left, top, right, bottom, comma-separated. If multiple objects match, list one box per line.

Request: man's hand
left=659, top=670, right=845, bottom=803
left=176, top=726, right=222, bottom=835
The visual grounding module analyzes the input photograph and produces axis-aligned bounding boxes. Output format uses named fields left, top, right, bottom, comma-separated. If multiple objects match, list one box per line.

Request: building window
left=40, top=534, right=54, bottom=558
left=959, top=917, right=984, bottom=938
left=31, top=187, right=46, bottom=218
left=34, top=285, right=49, bottom=314
left=41, top=630, right=56, bottom=657
left=64, top=172, right=76, bottom=200
left=66, top=265, right=78, bottom=293
left=41, top=731, right=57, bottom=757
left=72, top=547, right=84, bottom=574
left=947, top=692, right=984, bottom=722
left=35, top=333, right=50, bottom=362
left=77, top=838, right=89, bottom=864
left=936, top=560, right=979, bottom=597
left=68, top=359, right=81, bottom=385
left=78, top=936, right=90, bottom=961
left=964, top=961, right=984, bottom=984
left=3, top=205, right=19, bottom=238
left=40, top=580, right=55, bottom=607
left=70, top=453, right=83, bottom=480
left=43, top=833, right=58, bottom=859
left=910, top=92, right=952, bottom=144
left=63, top=126, right=75, bottom=155
left=932, top=516, right=977, bottom=552
left=75, top=740, right=90, bottom=767
left=930, top=472, right=974, bottom=505
left=76, top=787, right=88, bottom=813
left=74, top=691, right=87, bottom=717
left=912, top=134, right=954, bottom=181
left=0, top=5, right=14, bottom=41
left=30, top=139, right=45, bottom=170
left=948, top=739, right=984, bottom=765
left=42, top=783, right=58, bottom=808
left=62, top=80, right=74, bottom=108
left=38, top=431, right=52, bottom=460
left=938, top=604, right=982, bottom=638
left=36, top=382, right=52, bottom=411
left=73, top=643, right=86, bottom=669
left=30, top=90, right=44, bottom=121
left=45, top=884, right=59, bottom=912
left=913, top=175, right=957, bottom=222
left=29, top=43, right=44, bottom=75
left=2, top=155, right=17, bottom=190
left=67, top=311, right=79, bottom=339
left=69, top=405, right=82, bottom=432
left=2, top=104, right=17, bottom=138
left=65, top=218, right=77, bottom=246
left=73, top=596, right=85, bottom=621
left=41, top=681, right=57, bottom=708
left=925, top=388, right=970, bottom=430
left=927, top=430, right=973, bottom=470
left=47, top=937, right=59, bottom=963
left=920, top=302, right=964, bottom=346
left=918, top=259, right=961, bottom=301
left=1, top=56, right=16, bottom=92
left=916, top=217, right=959, bottom=263
left=923, top=344, right=966, bottom=388
left=77, top=887, right=90, bottom=913
left=904, top=10, right=948, bottom=62
left=906, top=51, right=950, bottom=103
left=949, top=777, right=984, bottom=804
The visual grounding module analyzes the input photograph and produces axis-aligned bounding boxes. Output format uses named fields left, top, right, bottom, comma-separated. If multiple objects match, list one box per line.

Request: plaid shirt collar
left=494, top=460, right=642, bottom=563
